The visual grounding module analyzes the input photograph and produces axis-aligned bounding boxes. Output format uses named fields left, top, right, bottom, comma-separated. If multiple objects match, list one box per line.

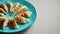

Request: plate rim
left=0, top=0, right=37, bottom=33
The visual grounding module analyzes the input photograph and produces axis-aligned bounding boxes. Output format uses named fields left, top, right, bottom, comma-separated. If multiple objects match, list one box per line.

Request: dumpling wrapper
left=0, top=4, right=8, bottom=13
left=14, top=6, right=27, bottom=15
left=0, top=13, right=5, bottom=17
left=0, top=18, right=8, bottom=29
left=6, top=2, right=15, bottom=12
left=17, top=11, right=32, bottom=18
left=19, top=6, right=27, bottom=10
left=8, top=19, right=19, bottom=29
left=12, top=2, right=21, bottom=13
left=15, top=2, right=21, bottom=9
left=0, top=8, right=7, bottom=14
left=14, top=16, right=30, bottom=23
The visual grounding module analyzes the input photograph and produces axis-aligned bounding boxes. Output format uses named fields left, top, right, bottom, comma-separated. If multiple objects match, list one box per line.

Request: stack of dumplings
left=0, top=2, right=32, bottom=30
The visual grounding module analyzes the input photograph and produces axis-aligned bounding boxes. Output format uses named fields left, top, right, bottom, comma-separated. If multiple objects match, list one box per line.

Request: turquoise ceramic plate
left=0, top=0, right=37, bottom=33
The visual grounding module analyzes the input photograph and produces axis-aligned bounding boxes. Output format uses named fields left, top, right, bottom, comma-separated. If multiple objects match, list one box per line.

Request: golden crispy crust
left=8, top=19, right=19, bottom=29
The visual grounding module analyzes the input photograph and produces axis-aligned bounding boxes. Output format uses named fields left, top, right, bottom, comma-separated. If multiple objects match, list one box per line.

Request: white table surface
left=0, top=0, right=60, bottom=34
left=16, top=0, right=60, bottom=34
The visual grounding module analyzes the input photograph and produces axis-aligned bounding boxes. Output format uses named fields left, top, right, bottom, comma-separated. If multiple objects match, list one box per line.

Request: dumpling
left=14, top=6, right=28, bottom=14
left=8, top=19, right=19, bottom=29
left=15, top=2, right=21, bottom=9
left=0, top=8, right=7, bottom=14
left=22, top=11, right=32, bottom=18
left=6, top=2, right=15, bottom=12
left=18, top=6, right=27, bottom=13
left=0, top=4, right=8, bottom=13
left=12, top=2, right=21, bottom=13
left=0, top=17, right=8, bottom=29
left=17, top=11, right=32, bottom=18
left=14, top=16, right=30, bottom=23
left=19, top=6, right=27, bottom=10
